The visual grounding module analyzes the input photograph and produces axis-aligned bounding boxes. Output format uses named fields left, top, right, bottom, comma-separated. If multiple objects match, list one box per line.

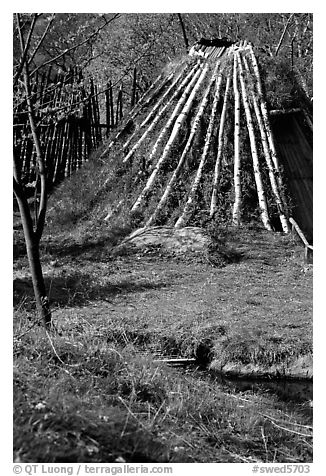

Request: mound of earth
left=113, top=226, right=232, bottom=266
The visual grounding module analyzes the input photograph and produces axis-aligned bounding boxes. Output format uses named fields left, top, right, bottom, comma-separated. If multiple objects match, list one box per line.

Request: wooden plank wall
left=272, top=111, right=313, bottom=241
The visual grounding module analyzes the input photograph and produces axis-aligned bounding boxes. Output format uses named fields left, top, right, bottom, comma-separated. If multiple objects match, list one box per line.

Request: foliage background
left=13, top=13, right=313, bottom=112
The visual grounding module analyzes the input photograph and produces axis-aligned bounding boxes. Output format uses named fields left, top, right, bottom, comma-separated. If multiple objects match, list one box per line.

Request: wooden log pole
left=242, top=55, right=290, bottom=233
left=109, top=81, right=114, bottom=129
left=94, top=83, right=102, bottom=144
left=100, top=73, right=166, bottom=155
left=123, top=67, right=187, bottom=151
left=236, top=52, right=272, bottom=231
left=210, top=73, right=231, bottom=217
left=232, top=54, right=242, bottom=226
left=123, top=64, right=198, bottom=164
left=248, top=44, right=287, bottom=203
left=145, top=62, right=221, bottom=227
left=131, top=63, right=209, bottom=215
left=115, top=85, right=122, bottom=126
left=105, top=82, right=111, bottom=137
left=145, top=64, right=201, bottom=169
left=131, top=67, right=137, bottom=108
left=175, top=73, right=224, bottom=228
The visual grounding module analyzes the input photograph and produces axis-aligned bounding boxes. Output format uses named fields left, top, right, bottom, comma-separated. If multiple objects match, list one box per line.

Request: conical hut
left=97, top=38, right=312, bottom=248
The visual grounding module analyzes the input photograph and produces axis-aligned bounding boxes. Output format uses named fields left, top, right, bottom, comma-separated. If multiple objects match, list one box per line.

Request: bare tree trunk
left=130, top=65, right=201, bottom=186
left=177, top=13, right=189, bottom=50
left=145, top=64, right=200, bottom=169
left=15, top=13, right=52, bottom=328
left=248, top=45, right=288, bottom=214
left=131, top=67, right=137, bottom=108
left=123, top=67, right=187, bottom=164
left=275, top=13, right=295, bottom=56
left=248, top=46, right=284, bottom=177
left=14, top=170, right=51, bottom=328
left=242, top=55, right=290, bottom=233
left=122, top=71, right=176, bottom=150
left=237, top=52, right=272, bottom=231
left=131, top=64, right=207, bottom=214
left=101, top=73, right=166, bottom=155
left=232, top=55, right=241, bottom=226
left=145, top=62, right=220, bottom=227
left=175, top=73, right=223, bottom=227
left=210, top=73, right=231, bottom=217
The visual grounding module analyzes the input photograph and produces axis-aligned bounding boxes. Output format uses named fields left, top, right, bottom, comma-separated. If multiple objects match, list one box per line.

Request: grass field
left=13, top=221, right=313, bottom=463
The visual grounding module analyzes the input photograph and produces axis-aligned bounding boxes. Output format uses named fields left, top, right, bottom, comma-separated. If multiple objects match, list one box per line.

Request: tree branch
left=29, top=13, right=121, bottom=77
left=13, top=174, right=35, bottom=235
left=275, top=13, right=295, bottom=56
left=14, top=13, right=39, bottom=86
left=16, top=15, right=49, bottom=241
left=28, top=14, right=56, bottom=67
left=23, top=41, right=156, bottom=128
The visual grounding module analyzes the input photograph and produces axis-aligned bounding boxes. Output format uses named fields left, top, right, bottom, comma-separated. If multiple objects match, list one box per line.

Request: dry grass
left=14, top=225, right=312, bottom=376
left=14, top=309, right=312, bottom=463
left=13, top=66, right=312, bottom=461
left=13, top=221, right=313, bottom=463
left=13, top=41, right=313, bottom=465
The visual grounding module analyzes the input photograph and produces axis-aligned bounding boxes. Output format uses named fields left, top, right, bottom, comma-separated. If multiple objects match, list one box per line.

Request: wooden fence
left=13, top=67, right=139, bottom=188
left=289, top=217, right=313, bottom=264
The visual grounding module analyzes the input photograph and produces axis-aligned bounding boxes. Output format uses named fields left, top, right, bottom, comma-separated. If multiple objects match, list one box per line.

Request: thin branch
left=15, top=41, right=155, bottom=128
left=29, top=13, right=121, bottom=77
left=118, top=397, right=148, bottom=430
left=13, top=174, right=35, bottom=239
left=14, top=316, right=44, bottom=340
left=14, top=13, right=39, bottom=86
left=16, top=15, right=48, bottom=241
left=80, top=50, right=104, bottom=70
left=268, top=419, right=312, bottom=438
left=275, top=13, right=295, bottom=56
left=13, top=175, right=26, bottom=202
left=13, top=69, right=76, bottom=113
left=28, top=14, right=56, bottom=66
left=261, top=413, right=313, bottom=430
left=45, top=330, right=83, bottom=367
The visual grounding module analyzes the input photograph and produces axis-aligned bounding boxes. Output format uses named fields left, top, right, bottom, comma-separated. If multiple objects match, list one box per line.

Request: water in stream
left=212, top=373, right=313, bottom=423
left=182, top=366, right=313, bottom=422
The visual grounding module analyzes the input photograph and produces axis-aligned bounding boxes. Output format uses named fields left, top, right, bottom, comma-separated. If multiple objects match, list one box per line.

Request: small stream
left=155, top=357, right=312, bottom=421
left=212, top=373, right=312, bottom=404
left=209, top=372, right=313, bottom=422
left=178, top=364, right=313, bottom=422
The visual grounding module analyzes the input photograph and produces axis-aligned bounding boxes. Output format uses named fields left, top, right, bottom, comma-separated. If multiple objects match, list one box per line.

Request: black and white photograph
left=12, top=7, right=314, bottom=473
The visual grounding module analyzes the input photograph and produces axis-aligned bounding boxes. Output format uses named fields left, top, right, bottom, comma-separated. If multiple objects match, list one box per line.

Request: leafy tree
left=14, top=13, right=52, bottom=328
left=13, top=13, right=120, bottom=328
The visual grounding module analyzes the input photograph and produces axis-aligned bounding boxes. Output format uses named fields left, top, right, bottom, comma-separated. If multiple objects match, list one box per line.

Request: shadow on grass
left=14, top=222, right=134, bottom=261
left=45, top=223, right=133, bottom=259
left=44, top=238, right=112, bottom=262
left=14, top=271, right=171, bottom=309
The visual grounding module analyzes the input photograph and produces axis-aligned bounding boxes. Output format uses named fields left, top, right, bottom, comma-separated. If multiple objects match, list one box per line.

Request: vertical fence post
left=131, top=67, right=137, bottom=109
left=116, top=84, right=123, bottom=125
left=94, top=83, right=102, bottom=145
left=14, top=68, right=142, bottom=186
left=105, top=82, right=111, bottom=137
left=109, top=81, right=114, bottom=128
left=119, top=84, right=123, bottom=121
